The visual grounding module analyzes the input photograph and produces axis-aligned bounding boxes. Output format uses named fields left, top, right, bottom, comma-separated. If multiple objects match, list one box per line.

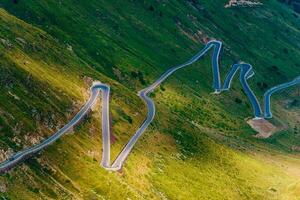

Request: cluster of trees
left=131, top=71, right=146, bottom=85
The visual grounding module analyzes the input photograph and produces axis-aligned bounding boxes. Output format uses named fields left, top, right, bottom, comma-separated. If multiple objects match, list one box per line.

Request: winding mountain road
left=0, top=40, right=299, bottom=172
left=264, top=76, right=300, bottom=118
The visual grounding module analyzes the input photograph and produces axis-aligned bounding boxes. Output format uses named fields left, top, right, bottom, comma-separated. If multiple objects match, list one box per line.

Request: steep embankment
left=0, top=0, right=299, bottom=199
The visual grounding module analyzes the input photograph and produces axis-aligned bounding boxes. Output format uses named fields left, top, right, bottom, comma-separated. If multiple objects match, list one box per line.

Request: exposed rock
left=12, top=122, right=23, bottom=135
left=113, top=67, right=124, bottom=81
left=194, top=30, right=210, bottom=44
left=83, top=76, right=94, bottom=86
left=15, top=37, right=27, bottom=48
left=291, top=145, right=300, bottom=151
left=225, top=0, right=263, bottom=8
left=24, top=133, right=43, bottom=146
left=87, top=150, right=100, bottom=158
left=8, top=91, right=20, bottom=100
left=0, top=38, right=13, bottom=48
left=177, top=22, right=209, bottom=43
left=12, top=136, right=22, bottom=146
left=66, top=44, right=73, bottom=51
left=0, top=181, right=7, bottom=193
left=0, top=149, right=14, bottom=162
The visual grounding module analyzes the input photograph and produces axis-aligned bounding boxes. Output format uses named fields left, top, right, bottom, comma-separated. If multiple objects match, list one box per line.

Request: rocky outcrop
left=0, top=149, right=14, bottom=162
left=0, top=38, right=13, bottom=48
left=0, top=181, right=7, bottom=193
left=225, top=0, right=263, bottom=8
left=24, top=134, right=43, bottom=147
left=291, top=145, right=300, bottom=151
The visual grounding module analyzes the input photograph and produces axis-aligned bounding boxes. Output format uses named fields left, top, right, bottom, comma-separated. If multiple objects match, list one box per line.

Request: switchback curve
left=264, top=76, right=300, bottom=118
left=0, top=40, right=298, bottom=172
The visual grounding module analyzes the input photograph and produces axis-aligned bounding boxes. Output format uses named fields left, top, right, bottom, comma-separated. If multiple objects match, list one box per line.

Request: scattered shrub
left=235, top=98, right=242, bottom=104
left=149, top=6, right=154, bottom=11
left=130, top=71, right=146, bottom=85
left=257, top=82, right=268, bottom=91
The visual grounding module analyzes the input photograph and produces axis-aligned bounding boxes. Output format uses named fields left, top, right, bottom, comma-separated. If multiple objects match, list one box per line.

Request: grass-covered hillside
left=0, top=0, right=299, bottom=199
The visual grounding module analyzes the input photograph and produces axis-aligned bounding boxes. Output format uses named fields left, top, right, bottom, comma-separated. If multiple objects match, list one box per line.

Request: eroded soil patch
left=247, top=118, right=278, bottom=138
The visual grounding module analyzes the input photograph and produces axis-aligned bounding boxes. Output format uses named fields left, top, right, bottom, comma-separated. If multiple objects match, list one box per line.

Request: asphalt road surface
left=264, top=76, right=300, bottom=118
left=0, top=40, right=298, bottom=172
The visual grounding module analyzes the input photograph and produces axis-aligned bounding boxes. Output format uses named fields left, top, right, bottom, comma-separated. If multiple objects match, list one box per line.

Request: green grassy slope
left=0, top=0, right=299, bottom=199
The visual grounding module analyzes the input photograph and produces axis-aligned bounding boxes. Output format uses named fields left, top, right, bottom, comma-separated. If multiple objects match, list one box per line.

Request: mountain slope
left=0, top=0, right=299, bottom=199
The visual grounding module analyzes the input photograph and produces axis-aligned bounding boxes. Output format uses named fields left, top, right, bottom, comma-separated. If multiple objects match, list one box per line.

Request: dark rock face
left=293, top=2, right=300, bottom=12
left=278, top=0, right=300, bottom=13
left=278, top=0, right=297, bottom=5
